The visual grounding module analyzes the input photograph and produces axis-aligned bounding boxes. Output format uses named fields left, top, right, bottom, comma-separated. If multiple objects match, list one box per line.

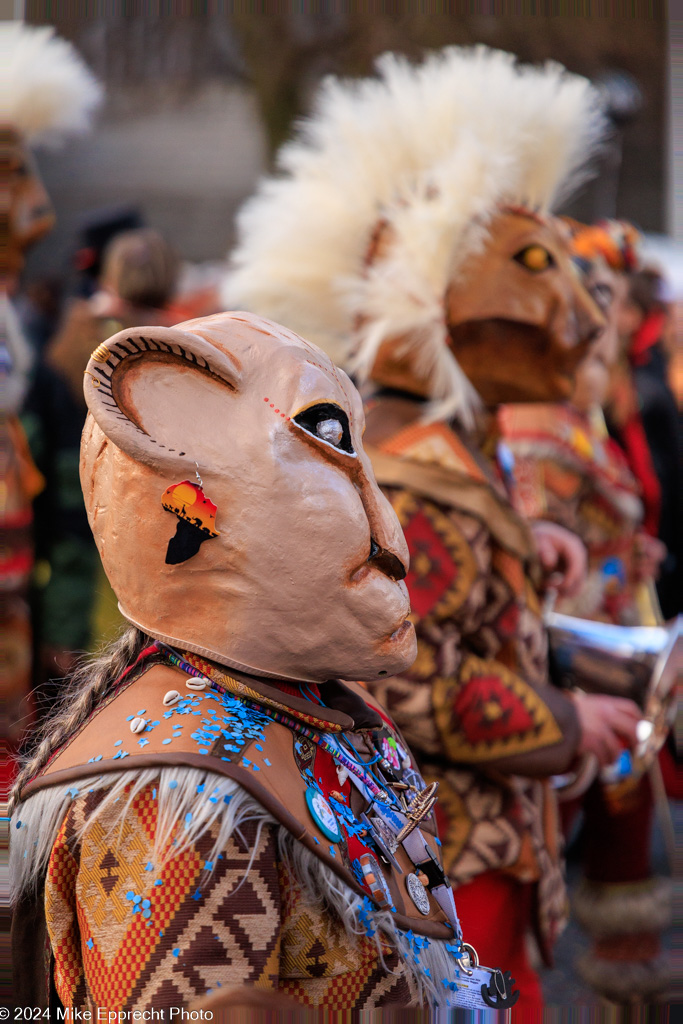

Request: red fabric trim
left=618, top=417, right=661, bottom=535
left=630, top=311, right=666, bottom=368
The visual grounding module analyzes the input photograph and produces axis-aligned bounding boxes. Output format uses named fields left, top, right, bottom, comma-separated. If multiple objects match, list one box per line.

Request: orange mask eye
left=514, top=245, right=554, bottom=272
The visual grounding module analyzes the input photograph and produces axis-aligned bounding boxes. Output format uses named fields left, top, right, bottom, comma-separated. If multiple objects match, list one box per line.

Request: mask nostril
left=368, top=538, right=407, bottom=582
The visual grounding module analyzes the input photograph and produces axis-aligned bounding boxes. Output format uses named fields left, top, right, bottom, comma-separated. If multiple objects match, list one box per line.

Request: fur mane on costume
left=225, top=46, right=606, bottom=426
left=0, top=21, right=102, bottom=145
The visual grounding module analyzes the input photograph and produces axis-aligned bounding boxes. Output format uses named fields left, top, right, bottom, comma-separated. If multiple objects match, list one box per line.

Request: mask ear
left=83, top=325, right=241, bottom=475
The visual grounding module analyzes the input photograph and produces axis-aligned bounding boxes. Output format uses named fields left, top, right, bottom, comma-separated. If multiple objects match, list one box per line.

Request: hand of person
left=531, top=520, right=588, bottom=598
left=632, top=532, right=667, bottom=583
left=570, top=690, right=641, bottom=767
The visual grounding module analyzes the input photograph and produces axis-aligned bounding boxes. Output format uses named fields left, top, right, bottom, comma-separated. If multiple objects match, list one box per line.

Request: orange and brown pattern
left=367, top=421, right=579, bottom=958
left=44, top=782, right=418, bottom=1011
left=499, top=403, right=644, bottom=625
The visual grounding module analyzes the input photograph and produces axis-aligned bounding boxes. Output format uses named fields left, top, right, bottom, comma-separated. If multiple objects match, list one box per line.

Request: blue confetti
left=142, top=899, right=151, bottom=909
left=125, top=891, right=135, bottom=901
left=155, top=880, right=163, bottom=887
left=168, top=780, right=178, bottom=790
left=196, top=783, right=205, bottom=794
left=204, top=860, right=213, bottom=870
left=142, top=909, right=151, bottom=920
left=86, top=938, right=94, bottom=950
left=192, top=889, right=202, bottom=901
left=172, top=948, right=180, bottom=958
left=185, top=812, right=193, bottom=827
left=114, top=740, right=123, bottom=747
left=162, top=738, right=172, bottom=746
left=145, top=862, right=153, bottom=871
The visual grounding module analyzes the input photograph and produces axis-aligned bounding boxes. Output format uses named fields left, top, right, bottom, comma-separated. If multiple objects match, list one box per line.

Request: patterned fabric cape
left=362, top=412, right=580, bottom=962
left=13, top=657, right=465, bottom=1011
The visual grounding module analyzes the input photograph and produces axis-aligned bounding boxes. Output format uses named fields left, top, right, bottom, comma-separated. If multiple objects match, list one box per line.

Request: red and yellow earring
left=161, top=464, right=220, bottom=565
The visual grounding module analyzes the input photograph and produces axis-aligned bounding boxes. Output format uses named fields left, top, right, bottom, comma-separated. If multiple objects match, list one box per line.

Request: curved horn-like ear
left=83, top=325, right=241, bottom=474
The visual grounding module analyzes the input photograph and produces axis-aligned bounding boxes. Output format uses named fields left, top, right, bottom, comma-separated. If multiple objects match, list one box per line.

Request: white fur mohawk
left=225, top=46, right=607, bottom=425
left=0, top=22, right=102, bottom=145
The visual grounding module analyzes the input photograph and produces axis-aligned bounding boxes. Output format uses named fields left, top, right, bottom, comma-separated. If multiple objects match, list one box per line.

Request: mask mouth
left=368, top=537, right=407, bottom=582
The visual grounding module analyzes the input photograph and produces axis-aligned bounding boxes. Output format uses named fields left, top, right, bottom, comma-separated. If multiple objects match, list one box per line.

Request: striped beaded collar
left=156, top=643, right=384, bottom=735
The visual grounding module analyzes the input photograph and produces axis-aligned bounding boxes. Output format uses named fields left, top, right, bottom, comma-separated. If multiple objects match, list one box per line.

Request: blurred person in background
left=499, top=221, right=672, bottom=1004
left=23, top=228, right=180, bottom=694
left=615, top=269, right=680, bottom=620
left=1, top=21, right=101, bottom=794
left=225, top=48, right=644, bottom=1012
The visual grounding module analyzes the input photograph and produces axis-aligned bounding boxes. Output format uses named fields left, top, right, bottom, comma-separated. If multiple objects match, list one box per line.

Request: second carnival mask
left=81, top=312, right=416, bottom=683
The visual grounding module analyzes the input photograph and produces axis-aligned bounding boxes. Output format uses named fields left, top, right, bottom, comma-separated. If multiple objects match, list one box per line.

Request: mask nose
left=368, top=537, right=407, bottom=581
left=357, top=456, right=409, bottom=582
left=574, top=277, right=606, bottom=348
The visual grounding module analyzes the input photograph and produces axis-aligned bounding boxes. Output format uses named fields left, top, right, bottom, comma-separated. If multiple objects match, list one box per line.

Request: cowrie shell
left=163, top=690, right=181, bottom=706
left=130, top=717, right=146, bottom=734
left=185, top=679, right=207, bottom=691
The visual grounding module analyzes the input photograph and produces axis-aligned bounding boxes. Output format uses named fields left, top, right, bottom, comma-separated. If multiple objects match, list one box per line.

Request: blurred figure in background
left=615, top=269, right=680, bottom=620
left=1, top=22, right=101, bottom=795
left=23, top=228, right=180, bottom=693
left=499, top=221, right=672, bottom=1004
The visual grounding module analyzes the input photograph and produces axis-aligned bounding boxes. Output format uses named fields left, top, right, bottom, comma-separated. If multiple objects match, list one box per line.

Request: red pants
left=454, top=871, right=544, bottom=1015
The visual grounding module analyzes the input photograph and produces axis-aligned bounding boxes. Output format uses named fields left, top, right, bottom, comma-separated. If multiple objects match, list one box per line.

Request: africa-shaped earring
left=161, top=464, right=220, bottom=565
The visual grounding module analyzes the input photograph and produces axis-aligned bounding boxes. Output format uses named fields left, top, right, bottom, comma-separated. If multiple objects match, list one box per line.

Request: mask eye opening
left=513, top=245, right=555, bottom=273
left=293, top=402, right=355, bottom=454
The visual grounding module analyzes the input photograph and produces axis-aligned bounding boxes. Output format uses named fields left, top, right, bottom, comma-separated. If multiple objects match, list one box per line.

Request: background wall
left=23, top=5, right=669, bottom=279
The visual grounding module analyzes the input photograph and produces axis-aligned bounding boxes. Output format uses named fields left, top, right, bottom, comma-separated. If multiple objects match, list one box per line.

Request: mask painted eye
left=293, top=402, right=355, bottom=454
left=514, top=245, right=555, bottom=272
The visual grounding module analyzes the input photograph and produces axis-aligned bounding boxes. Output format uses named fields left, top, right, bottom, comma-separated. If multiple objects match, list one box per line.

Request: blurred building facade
left=24, top=6, right=669, bottom=277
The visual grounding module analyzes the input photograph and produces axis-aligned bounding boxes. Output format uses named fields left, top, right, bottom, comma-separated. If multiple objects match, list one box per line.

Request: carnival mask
left=445, top=211, right=605, bottom=405
left=369, top=210, right=605, bottom=409
left=571, top=260, right=623, bottom=414
left=81, top=312, right=416, bottom=683
left=1, top=128, right=55, bottom=289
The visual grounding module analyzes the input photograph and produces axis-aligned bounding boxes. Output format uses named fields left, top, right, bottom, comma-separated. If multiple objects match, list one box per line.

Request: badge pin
left=358, top=852, right=393, bottom=909
left=406, top=871, right=431, bottom=915
left=396, top=781, right=439, bottom=843
left=305, top=787, right=341, bottom=843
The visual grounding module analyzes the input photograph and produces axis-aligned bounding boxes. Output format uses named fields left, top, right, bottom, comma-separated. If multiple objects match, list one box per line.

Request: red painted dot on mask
left=270, top=404, right=274, bottom=408
left=274, top=409, right=280, bottom=413
left=263, top=397, right=269, bottom=402
left=280, top=413, right=286, bottom=418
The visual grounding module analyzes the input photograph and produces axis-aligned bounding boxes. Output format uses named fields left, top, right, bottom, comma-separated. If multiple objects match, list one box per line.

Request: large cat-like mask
left=81, top=312, right=416, bottom=683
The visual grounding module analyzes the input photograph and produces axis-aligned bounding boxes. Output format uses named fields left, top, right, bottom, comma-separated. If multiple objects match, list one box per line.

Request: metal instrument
left=546, top=612, right=681, bottom=796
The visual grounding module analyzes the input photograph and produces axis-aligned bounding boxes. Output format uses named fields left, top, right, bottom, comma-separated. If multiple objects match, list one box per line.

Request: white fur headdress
left=225, top=46, right=607, bottom=425
left=0, top=22, right=102, bottom=145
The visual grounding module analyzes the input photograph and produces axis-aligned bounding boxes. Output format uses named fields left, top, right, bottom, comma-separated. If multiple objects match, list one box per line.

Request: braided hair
left=10, top=626, right=149, bottom=813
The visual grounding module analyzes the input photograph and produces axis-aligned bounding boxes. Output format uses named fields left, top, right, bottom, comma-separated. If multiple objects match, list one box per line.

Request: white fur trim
left=225, top=46, right=606, bottom=426
left=0, top=22, right=102, bottom=145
